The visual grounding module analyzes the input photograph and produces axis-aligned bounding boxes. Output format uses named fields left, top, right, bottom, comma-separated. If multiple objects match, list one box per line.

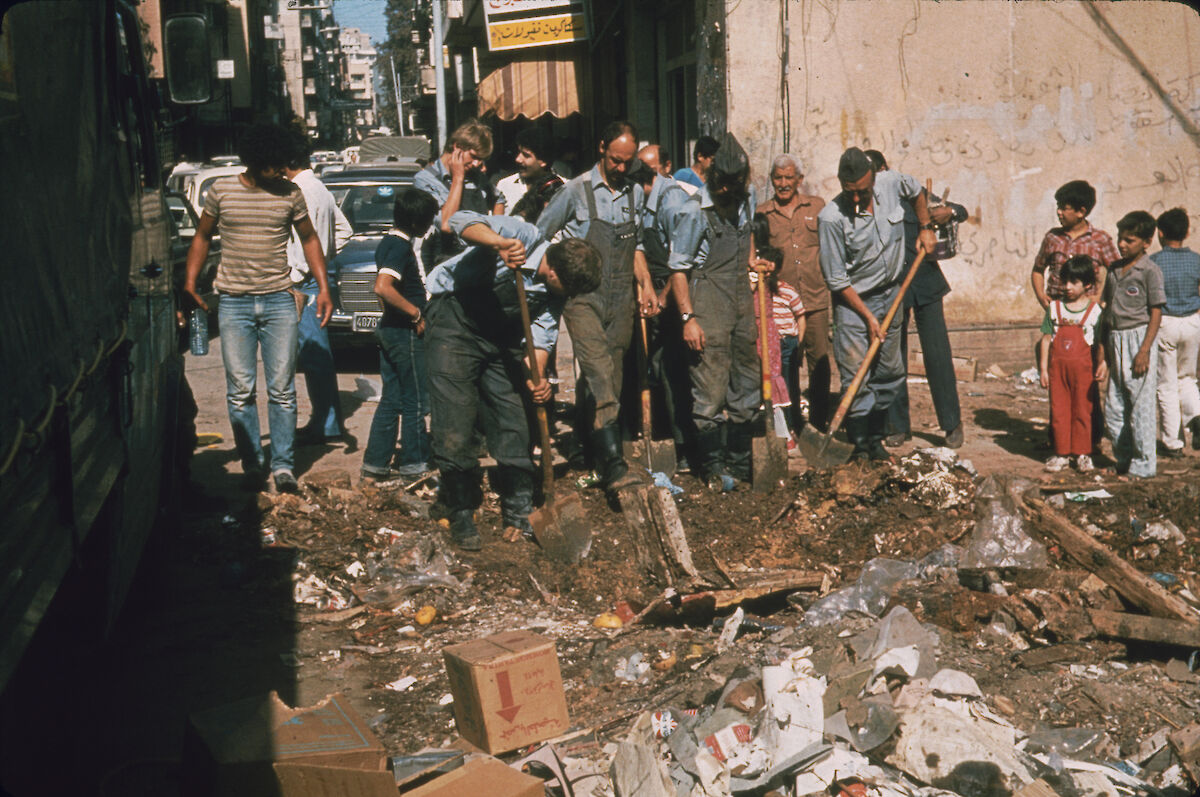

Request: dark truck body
left=0, top=0, right=184, bottom=690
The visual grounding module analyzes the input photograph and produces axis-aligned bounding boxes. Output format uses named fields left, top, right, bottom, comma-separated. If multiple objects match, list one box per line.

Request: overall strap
left=583, top=175, right=598, bottom=221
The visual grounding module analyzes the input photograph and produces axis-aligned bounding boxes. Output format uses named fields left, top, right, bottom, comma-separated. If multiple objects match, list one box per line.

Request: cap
left=837, top=147, right=874, bottom=183
left=711, top=132, right=749, bottom=181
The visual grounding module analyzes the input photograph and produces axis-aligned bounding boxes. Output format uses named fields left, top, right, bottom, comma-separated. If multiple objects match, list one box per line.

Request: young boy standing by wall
left=1151, top=207, right=1200, bottom=455
left=1038, top=256, right=1104, bottom=473
left=1103, top=211, right=1166, bottom=478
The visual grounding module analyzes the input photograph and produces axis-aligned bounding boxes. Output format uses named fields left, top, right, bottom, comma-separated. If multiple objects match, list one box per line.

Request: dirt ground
left=1, top=340, right=1198, bottom=795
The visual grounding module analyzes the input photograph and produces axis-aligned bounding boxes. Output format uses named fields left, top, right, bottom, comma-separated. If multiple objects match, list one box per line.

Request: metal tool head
left=751, top=433, right=788, bottom=492
left=529, top=491, right=592, bottom=563
left=794, top=424, right=854, bottom=469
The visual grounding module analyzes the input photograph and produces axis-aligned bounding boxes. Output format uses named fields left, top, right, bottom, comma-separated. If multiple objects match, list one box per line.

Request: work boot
left=866, top=409, right=893, bottom=462
left=592, top=423, right=642, bottom=496
left=726, top=420, right=755, bottom=483
left=437, top=469, right=483, bottom=550
left=695, top=425, right=735, bottom=492
left=496, top=466, right=535, bottom=537
left=447, top=510, right=482, bottom=551
left=845, top=415, right=872, bottom=462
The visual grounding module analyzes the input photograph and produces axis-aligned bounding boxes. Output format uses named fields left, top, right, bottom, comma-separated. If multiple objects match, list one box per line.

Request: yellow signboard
left=487, top=12, right=587, bottom=51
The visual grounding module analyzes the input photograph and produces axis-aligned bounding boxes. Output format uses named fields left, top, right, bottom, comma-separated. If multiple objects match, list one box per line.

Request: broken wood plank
left=619, top=485, right=698, bottom=585
left=1087, top=609, right=1200, bottom=648
left=1024, top=498, right=1199, bottom=623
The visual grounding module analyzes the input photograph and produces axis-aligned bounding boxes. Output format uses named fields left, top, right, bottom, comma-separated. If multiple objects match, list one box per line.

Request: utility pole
left=431, top=0, right=446, bottom=152
left=389, top=55, right=406, bottom=136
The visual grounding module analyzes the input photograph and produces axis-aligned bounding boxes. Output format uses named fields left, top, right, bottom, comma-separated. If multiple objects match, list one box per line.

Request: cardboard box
left=402, top=757, right=543, bottom=797
left=442, top=630, right=569, bottom=754
left=183, top=691, right=396, bottom=797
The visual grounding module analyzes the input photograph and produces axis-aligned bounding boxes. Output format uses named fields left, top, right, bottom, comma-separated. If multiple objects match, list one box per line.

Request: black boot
left=695, top=424, right=735, bottom=492
left=592, top=422, right=641, bottom=496
left=845, top=414, right=872, bottom=462
left=727, top=420, right=755, bottom=483
left=496, top=466, right=534, bottom=536
left=437, top=470, right=482, bottom=550
left=867, top=409, right=893, bottom=462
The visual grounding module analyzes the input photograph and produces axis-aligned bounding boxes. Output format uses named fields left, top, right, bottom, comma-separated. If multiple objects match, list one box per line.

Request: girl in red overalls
left=1038, top=255, right=1107, bottom=472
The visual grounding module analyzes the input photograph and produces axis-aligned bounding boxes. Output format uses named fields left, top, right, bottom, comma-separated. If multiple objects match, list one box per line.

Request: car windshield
left=331, top=183, right=406, bottom=233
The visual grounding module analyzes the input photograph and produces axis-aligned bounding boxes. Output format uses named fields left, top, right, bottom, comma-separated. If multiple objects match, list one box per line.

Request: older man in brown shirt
left=758, top=154, right=831, bottom=430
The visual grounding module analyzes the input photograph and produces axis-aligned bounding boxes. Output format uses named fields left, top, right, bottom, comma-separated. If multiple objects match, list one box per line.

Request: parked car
left=320, top=163, right=423, bottom=345
left=166, top=192, right=220, bottom=327
left=182, top=163, right=245, bottom=214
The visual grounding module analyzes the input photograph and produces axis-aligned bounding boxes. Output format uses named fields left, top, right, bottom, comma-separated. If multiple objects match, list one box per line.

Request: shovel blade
left=647, top=440, right=677, bottom=478
left=624, top=439, right=646, bottom=464
left=530, top=491, right=592, bottom=563
left=794, top=424, right=854, bottom=469
left=751, top=433, right=788, bottom=492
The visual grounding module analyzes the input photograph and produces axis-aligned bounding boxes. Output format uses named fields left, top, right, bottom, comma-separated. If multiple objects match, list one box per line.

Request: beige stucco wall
left=726, top=0, right=1200, bottom=324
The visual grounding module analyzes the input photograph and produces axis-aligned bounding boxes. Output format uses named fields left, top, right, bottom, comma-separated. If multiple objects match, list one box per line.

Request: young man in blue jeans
left=183, top=123, right=334, bottom=493
left=362, top=189, right=439, bottom=481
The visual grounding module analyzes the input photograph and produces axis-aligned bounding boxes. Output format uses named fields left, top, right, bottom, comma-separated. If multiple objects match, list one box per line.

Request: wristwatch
left=921, top=222, right=938, bottom=231
left=680, top=312, right=695, bottom=323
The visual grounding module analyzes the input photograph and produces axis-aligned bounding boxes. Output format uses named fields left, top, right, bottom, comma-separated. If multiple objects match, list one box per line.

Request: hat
left=625, top=157, right=653, bottom=183
left=837, top=147, right=874, bottom=183
left=711, top=132, right=749, bottom=181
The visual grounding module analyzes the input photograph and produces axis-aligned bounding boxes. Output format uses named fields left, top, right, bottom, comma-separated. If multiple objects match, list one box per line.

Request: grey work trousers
left=832, top=284, right=906, bottom=418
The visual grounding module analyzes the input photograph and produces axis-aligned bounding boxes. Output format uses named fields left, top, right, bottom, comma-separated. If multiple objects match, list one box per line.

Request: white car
left=182, top=164, right=245, bottom=214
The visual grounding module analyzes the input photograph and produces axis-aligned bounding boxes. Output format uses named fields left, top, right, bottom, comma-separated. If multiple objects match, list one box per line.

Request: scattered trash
left=593, top=611, right=623, bottom=629
left=385, top=675, right=418, bottom=692
left=650, top=469, right=684, bottom=496
left=1064, top=488, right=1114, bottom=501
left=1142, top=519, right=1186, bottom=546
left=415, top=604, right=437, bottom=625
left=961, top=475, right=1048, bottom=570
left=259, top=527, right=278, bottom=546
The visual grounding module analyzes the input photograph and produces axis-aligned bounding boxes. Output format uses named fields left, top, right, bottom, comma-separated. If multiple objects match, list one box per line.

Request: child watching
left=1038, top=255, right=1104, bottom=472
left=1102, top=211, right=1166, bottom=478
left=760, top=245, right=807, bottom=434
left=750, top=244, right=792, bottom=441
left=1151, top=207, right=1200, bottom=455
left=1031, top=180, right=1119, bottom=308
left=361, top=188, right=439, bottom=482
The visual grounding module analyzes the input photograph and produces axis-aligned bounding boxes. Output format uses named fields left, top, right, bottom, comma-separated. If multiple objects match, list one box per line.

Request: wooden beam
left=1087, top=609, right=1200, bottom=648
left=1024, top=498, right=1199, bottom=623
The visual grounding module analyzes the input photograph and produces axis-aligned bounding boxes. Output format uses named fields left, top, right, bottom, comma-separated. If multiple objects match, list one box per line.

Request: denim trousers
left=363, top=324, right=431, bottom=473
left=218, top=291, right=298, bottom=473
left=297, top=276, right=343, bottom=436
left=831, top=285, right=905, bottom=419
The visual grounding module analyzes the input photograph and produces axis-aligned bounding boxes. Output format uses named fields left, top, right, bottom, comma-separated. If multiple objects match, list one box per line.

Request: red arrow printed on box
left=495, top=670, right=521, bottom=722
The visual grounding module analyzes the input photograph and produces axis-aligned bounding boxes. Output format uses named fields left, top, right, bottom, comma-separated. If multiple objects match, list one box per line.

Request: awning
left=477, top=58, right=580, bottom=121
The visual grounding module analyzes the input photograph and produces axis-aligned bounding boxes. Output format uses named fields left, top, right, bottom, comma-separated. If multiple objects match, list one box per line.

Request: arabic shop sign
left=484, top=1, right=588, bottom=52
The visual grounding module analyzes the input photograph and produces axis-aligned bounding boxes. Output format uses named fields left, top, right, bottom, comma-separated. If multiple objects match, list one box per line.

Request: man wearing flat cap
left=817, top=147, right=937, bottom=461
left=670, top=132, right=762, bottom=490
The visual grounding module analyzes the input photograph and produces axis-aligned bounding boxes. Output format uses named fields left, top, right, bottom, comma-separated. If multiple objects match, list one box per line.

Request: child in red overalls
left=1038, top=255, right=1106, bottom=472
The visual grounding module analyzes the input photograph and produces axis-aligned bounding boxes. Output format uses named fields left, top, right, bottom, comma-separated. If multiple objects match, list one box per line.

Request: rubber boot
left=695, top=425, right=735, bottom=492
left=496, top=466, right=534, bottom=537
left=727, top=420, right=755, bottom=483
left=438, top=470, right=482, bottom=551
left=867, top=409, right=893, bottom=462
left=845, top=414, right=872, bottom=462
left=592, top=422, right=642, bottom=497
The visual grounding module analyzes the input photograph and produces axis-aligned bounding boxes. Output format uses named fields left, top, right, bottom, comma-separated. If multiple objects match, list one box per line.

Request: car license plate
left=353, top=312, right=381, bottom=332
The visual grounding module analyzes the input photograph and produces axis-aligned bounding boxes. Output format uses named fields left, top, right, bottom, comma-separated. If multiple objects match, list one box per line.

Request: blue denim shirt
left=413, top=157, right=496, bottom=225
left=641, top=176, right=702, bottom=273
left=818, top=170, right=923, bottom=295
left=679, top=184, right=758, bottom=270
left=427, top=211, right=562, bottom=350
left=536, top=164, right=644, bottom=251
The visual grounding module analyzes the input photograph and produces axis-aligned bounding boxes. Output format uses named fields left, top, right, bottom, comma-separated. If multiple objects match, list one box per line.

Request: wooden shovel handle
left=638, top=287, right=653, bottom=441
left=754, top=267, right=772, bottom=402
left=513, top=272, right=555, bottom=499
left=825, top=247, right=928, bottom=435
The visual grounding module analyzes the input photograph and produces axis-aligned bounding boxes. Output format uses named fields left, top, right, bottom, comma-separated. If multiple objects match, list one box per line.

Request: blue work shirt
left=680, top=184, right=758, bottom=270
left=413, top=157, right=496, bottom=224
left=536, top=164, right=644, bottom=251
left=641, top=176, right=701, bottom=275
left=818, top=170, right=923, bottom=295
left=674, top=167, right=704, bottom=190
left=427, top=211, right=562, bottom=351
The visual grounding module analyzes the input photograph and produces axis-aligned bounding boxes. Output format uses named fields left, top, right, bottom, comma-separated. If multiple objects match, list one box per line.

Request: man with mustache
left=183, top=122, right=333, bottom=494
left=669, top=133, right=761, bottom=490
left=537, top=121, right=659, bottom=499
left=817, top=147, right=936, bottom=462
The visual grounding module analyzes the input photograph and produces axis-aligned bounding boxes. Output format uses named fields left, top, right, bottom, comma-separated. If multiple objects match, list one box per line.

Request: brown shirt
left=759, top=193, right=828, bottom=311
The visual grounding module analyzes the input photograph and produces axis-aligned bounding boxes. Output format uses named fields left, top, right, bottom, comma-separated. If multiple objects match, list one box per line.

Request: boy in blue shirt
left=1151, top=207, right=1200, bottom=455
left=362, top=189, right=439, bottom=482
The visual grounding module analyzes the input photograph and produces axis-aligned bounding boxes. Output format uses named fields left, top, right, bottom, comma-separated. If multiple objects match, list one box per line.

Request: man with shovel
left=670, top=133, right=762, bottom=491
left=817, top=147, right=937, bottom=462
left=425, top=211, right=601, bottom=550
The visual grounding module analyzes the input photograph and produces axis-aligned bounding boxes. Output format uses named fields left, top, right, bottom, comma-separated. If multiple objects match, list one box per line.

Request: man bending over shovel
left=817, top=147, right=937, bottom=462
left=426, top=211, right=601, bottom=550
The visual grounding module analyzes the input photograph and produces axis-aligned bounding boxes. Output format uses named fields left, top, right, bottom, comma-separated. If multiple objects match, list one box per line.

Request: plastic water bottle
left=189, top=308, right=209, bottom=356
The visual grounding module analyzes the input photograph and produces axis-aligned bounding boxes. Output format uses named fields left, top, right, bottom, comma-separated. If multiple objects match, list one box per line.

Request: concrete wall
left=725, top=0, right=1200, bottom=324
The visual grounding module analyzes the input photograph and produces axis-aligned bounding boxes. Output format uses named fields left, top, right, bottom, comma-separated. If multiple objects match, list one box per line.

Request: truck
left=0, top=0, right=197, bottom=691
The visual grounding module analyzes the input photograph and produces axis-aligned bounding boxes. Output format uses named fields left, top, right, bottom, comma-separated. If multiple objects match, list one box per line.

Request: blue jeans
left=297, top=276, right=343, bottom=436
left=363, top=324, right=431, bottom=474
left=832, top=285, right=905, bottom=418
left=218, top=292, right=299, bottom=473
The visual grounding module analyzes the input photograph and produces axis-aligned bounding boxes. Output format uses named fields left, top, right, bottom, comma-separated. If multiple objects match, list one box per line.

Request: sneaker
left=1044, top=455, right=1070, bottom=473
left=1074, top=454, right=1094, bottom=473
left=945, top=424, right=964, bottom=449
left=361, top=467, right=403, bottom=484
left=273, top=470, right=300, bottom=493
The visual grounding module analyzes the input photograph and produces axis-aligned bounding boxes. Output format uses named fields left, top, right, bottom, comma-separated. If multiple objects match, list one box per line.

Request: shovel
left=624, top=297, right=678, bottom=477
left=794, top=247, right=930, bottom=468
left=751, top=268, right=788, bottom=492
left=513, top=273, right=592, bottom=563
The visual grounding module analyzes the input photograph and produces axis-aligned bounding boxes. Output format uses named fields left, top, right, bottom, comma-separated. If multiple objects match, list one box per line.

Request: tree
left=376, top=0, right=426, bottom=134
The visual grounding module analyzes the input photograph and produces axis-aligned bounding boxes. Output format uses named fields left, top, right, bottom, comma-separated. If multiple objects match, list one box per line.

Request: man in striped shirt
left=183, top=123, right=334, bottom=493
